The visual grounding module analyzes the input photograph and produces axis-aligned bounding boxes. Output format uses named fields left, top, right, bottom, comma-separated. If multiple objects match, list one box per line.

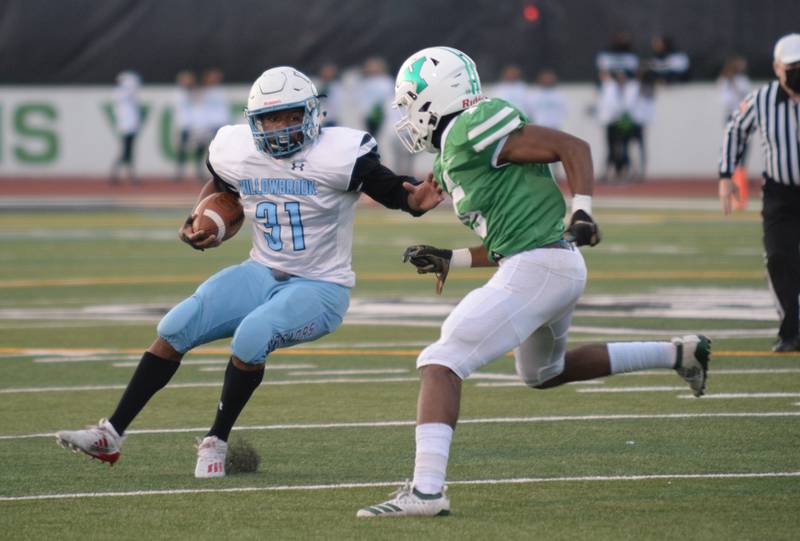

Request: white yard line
left=35, top=355, right=142, bottom=364
left=677, top=392, right=800, bottom=399
left=577, top=386, right=688, bottom=393
left=301, top=341, right=431, bottom=349
left=478, top=380, right=604, bottom=388
left=3, top=411, right=799, bottom=441
left=286, top=369, right=408, bottom=376
left=2, top=364, right=797, bottom=394
left=115, top=362, right=317, bottom=369
left=1, top=471, right=798, bottom=502
left=0, top=373, right=527, bottom=393
left=197, top=368, right=410, bottom=375
left=481, top=368, right=800, bottom=387
left=619, top=368, right=800, bottom=376
left=0, top=377, right=420, bottom=395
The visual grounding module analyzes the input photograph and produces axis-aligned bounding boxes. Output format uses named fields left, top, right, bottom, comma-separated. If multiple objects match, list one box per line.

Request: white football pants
left=417, top=245, right=587, bottom=386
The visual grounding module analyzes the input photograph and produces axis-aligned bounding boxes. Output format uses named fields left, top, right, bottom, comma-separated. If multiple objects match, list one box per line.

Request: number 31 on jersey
left=255, top=201, right=306, bottom=251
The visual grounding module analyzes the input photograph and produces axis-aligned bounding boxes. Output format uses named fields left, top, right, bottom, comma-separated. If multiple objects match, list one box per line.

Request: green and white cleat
left=672, top=334, right=712, bottom=397
left=357, top=481, right=450, bottom=518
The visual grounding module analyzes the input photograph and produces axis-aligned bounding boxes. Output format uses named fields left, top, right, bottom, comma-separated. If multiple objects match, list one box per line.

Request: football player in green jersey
left=356, top=47, right=711, bottom=518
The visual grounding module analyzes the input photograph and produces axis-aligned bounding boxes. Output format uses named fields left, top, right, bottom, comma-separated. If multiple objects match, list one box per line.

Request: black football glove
left=402, top=245, right=453, bottom=294
left=565, top=209, right=602, bottom=247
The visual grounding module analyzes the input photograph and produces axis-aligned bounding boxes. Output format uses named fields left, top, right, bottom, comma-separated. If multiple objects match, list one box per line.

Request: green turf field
left=1, top=201, right=798, bottom=540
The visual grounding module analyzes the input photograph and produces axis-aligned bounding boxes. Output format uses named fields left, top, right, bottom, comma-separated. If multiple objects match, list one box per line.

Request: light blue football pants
left=157, top=260, right=350, bottom=364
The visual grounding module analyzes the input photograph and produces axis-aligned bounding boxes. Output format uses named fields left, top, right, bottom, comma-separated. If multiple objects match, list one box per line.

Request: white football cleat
left=56, top=418, right=124, bottom=465
left=672, top=334, right=712, bottom=397
left=357, top=481, right=450, bottom=518
left=195, top=436, right=227, bottom=478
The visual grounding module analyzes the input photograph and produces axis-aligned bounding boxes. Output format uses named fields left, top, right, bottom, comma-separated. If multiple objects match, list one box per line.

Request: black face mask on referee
left=785, top=66, right=800, bottom=93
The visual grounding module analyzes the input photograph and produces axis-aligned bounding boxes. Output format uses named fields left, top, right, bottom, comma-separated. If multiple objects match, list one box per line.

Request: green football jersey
left=433, top=98, right=566, bottom=260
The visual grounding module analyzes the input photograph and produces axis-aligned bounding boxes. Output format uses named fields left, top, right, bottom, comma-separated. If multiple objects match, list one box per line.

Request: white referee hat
left=774, top=33, right=800, bottom=64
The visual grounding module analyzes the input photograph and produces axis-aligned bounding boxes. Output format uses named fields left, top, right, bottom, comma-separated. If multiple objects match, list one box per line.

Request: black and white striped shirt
left=720, top=81, right=800, bottom=187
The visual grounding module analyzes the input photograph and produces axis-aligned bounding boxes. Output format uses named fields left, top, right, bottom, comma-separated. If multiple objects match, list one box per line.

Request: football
left=192, top=192, right=245, bottom=242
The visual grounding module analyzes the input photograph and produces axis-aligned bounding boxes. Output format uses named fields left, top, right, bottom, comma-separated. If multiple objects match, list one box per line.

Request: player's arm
left=402, top=244, right=495, bottom=294
left=348, top=150, right=443, bottom=215
left=498, top=124, right=601, bottom=247
left=178, top=161, right=237, bottom=250
left=719, top=92, right=757, bottom=215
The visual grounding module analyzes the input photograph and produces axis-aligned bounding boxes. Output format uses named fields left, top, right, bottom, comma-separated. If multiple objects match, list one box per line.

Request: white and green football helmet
left=393, top=47, right=483, bottom=153
left=245, top=67, right=321, bottom=157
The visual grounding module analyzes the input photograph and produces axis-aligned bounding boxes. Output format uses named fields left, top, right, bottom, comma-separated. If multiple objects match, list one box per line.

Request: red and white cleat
left=56, top=418, right=123, bottom=465
left=194, top=436, right=227, bottom=478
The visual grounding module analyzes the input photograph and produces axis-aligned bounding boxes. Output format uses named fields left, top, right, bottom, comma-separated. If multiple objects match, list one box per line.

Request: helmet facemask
left=246, top=99, right=320, bottom=157
left=393, top=91, right=439, bottom=154
left=245, top=67, right=321, bottom=158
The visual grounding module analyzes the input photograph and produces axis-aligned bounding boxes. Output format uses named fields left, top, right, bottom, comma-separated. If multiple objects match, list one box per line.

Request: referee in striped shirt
left=719, top=33, right=800, bottom=352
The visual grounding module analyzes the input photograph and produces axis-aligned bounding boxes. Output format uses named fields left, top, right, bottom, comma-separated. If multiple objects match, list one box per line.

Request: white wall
left=0, top=83, right=766, bottom=179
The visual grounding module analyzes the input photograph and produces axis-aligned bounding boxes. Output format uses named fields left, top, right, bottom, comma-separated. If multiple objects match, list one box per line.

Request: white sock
left=412, top=423, right=453, bottom=495
left=608, top=342, right=676, bottom=374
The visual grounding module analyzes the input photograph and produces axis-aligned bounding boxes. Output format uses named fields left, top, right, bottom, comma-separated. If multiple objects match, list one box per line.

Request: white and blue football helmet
left=245, top=67, right=321, bottom=157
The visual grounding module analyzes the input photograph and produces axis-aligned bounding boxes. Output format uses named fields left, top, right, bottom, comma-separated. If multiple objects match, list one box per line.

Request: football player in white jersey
left=357, top=47, right=711, bottom=518
left=56, top=67, right=443, bottom=477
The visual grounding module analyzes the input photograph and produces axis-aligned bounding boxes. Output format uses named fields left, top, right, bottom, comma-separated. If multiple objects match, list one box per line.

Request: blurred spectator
left=527, top=68, right=567, bottom=129
left=490, top=64, right=534, bottom=117
left=316, top=62, right=345, bottom=127
left=647, top=35, right=690, bottom=83
left=628, top=69, right=658, bottom=180
left=193, top=68, right=230, bottom=181
left=596, top=31, right=639, bottom=79
left=596, top=69, right=638, bottom=182
left=110, top=71, right=143, bottom=185
left=356, top=57, right=394, bottom=135
left=173, top=70, right=197, bottom=180
left=718, top=56, right=751, bottom=122
left=527, top=68, right=568, bottom=180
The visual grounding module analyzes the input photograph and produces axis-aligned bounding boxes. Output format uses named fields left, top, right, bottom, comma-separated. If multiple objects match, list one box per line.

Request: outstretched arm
left=402, top=173, right=444, bottom=212
left=348, top=150, right=443, bottom=215
left=403, top=243, right=495, bottom=294
left=719, top=91, right=756, bottom=215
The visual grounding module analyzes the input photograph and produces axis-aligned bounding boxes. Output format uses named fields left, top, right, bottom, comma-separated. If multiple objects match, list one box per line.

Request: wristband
left=572, top=194, right=593, bottom=217
left=451, top=248, right=472, bottom=268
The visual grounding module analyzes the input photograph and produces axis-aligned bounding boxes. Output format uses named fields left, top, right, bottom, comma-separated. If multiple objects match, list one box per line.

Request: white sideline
left=2, top=471, right=799, bottom=502
left=3, top=411, right=799, bottom=441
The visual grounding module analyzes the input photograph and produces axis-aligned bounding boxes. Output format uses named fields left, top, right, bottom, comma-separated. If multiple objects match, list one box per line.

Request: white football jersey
left=209, top=124, right=375, bottom=287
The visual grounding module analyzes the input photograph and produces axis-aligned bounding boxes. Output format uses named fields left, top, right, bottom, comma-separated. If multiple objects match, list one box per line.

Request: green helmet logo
left=401, top=57, right=428, bottom=94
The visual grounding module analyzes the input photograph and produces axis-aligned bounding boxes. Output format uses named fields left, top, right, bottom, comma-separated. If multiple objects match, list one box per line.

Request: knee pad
left=529, top=374, right=564, bottom=389
left=518, top=357, right=566, bottom=389
left=231, top=320, right=273, bottom=365
left=157, top=296, right=202, bottom=345
left=416, top=345, right=469, bottom=379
